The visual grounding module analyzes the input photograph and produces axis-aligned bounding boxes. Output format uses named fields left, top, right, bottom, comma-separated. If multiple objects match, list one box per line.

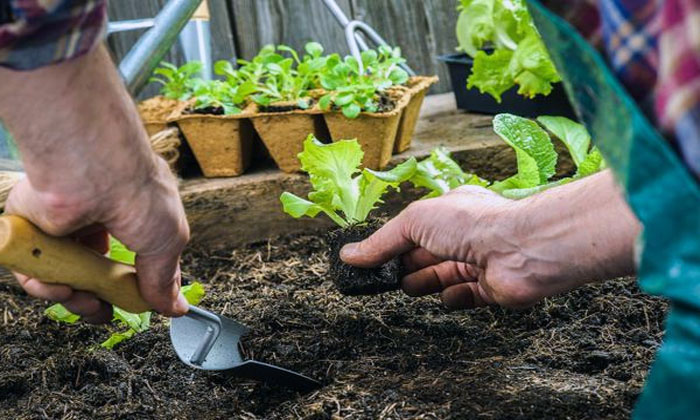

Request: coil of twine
left=0, top=127, right=182, bottom=209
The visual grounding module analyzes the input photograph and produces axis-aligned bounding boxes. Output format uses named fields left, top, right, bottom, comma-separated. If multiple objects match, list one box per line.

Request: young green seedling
left=280, top=134, right=417, bottom=227
left=190, top=79, right=257, bottom=115
left=45, top=237, right=206, bottom=349
left=150, top=61, right=203, bottom=100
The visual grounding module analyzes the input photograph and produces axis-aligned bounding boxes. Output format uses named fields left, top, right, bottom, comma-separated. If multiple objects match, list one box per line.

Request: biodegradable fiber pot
left=324, top=92, right=409, bottom=170
left=250, top=103, right=327, bottom=173
left=169, top=103, right=255, bottom=178
left=327, top=221, right=402, bottom=296
left=137, top=96, right=181, bottom=137
left=393, top=76, right=439, bottom=153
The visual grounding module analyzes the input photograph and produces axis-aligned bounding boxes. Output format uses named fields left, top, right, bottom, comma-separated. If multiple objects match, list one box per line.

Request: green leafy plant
left=214, top=42, right=329, bottom=110
left=407, top=115, right=605, bottom=200
left=456, top=0, right=560, bottom=101
left=409, top=147, right=487, bottom=198
left=280, top=134, right=417, bottom=227
left=190, top=79, right=257, bottom=115
left=319, top=47, right=409, bottom=119
left=150, top=61, right=203, bottom=100
left=45, top=238, right=206, bottom=349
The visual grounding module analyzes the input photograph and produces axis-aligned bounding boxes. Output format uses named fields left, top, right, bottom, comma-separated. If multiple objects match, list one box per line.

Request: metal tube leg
left=179, top=19, right=213, bottom=80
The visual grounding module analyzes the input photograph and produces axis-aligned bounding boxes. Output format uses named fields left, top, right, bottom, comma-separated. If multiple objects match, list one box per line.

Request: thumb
left=135, top=252, right=189, bottom=317
left=340, top=208, right=418, bottom=268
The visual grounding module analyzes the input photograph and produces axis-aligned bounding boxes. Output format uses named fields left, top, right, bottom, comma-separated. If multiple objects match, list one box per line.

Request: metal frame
left=321, top=0, right=416, bottom=76
left=109, top=0, right=212, bottom=96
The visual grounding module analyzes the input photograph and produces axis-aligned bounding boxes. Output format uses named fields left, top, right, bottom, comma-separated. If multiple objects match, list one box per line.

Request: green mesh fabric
left=527, top=2, right=700, bottom=418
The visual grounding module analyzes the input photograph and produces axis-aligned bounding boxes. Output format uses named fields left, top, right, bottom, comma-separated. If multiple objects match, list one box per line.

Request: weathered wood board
left=228, top=0, right=354, bottom=60
left=180, top=93, right=518, bottom=250
left=349, top=0, right=459, bottom=94
left=107, top=0, right=461, bottom=95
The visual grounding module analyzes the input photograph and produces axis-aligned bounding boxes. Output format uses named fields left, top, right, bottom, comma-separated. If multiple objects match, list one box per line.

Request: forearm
left=0, top=45, right=156, bottom=201
left=506, top=170, right=640, bottom=288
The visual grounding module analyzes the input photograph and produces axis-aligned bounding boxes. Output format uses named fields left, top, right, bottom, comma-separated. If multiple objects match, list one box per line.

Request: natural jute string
left=0, top=127, right=182, bottom=209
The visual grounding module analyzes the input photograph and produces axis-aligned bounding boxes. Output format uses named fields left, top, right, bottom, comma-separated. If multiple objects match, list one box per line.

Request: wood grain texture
left=228, top=0, right=353, bottom=60
left=349, top=0, right=459, bottom=94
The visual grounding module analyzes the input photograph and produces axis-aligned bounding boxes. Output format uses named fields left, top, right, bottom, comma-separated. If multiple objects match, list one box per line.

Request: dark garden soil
left=186, top=106, right=225, bottom=116
left=0, top=232, right=666, bottom=419
left=327, top=222, right=402, bottom=295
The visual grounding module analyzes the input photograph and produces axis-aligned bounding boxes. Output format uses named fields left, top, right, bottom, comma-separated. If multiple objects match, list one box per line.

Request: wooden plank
left=349, top=0, right=459, bottom=94
left=228, top=0, right=353, bottom=59
left=180, top=93, right=517, bottom=250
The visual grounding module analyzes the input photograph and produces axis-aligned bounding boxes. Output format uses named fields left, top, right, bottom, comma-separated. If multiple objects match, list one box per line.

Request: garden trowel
left=0, top=215, right=320, bottom=392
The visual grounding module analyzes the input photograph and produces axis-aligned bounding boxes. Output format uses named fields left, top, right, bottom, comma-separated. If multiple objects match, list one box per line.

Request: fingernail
left=339, top=242, right=358, bottom=261
left=175, top=293, right=190, bottom=314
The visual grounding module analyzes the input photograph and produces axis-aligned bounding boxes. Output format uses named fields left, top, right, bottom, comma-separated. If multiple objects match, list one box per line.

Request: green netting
left=527, top=2, right=700, bottom=418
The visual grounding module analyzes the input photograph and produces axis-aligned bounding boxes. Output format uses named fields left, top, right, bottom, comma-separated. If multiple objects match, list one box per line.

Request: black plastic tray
left=438, top=53, right=576, bottom=118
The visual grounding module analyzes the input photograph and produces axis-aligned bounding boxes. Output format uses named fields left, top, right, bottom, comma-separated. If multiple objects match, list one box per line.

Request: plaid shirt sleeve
left=655, top=0, right=700, bottom=177
left=597, top=0, right=699, bottom=180
left=0, top=0, right=107, bottom=70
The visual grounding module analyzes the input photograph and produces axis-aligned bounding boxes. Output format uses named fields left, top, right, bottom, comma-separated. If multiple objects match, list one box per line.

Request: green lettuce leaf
left=281, top=135, right=417, bottom=226
left=109, top=236, right=135, bottom=265
left=182, top=282, right=206, bottom=306
left=101, top=329, right=136, bottom=350
left=508, top=31, right=561, bottom=98
left=536, top=116, right=590, bottom=167
left=410, top=147, right=488, bottom=198
left=501, top=177, right=574, bottom=199
left=354, top=158, right=417, bottom=221
left=45, top=304, right=80, bottom=324
left=576, top=146, right=606, bottom=177
left=491, top=114, right=557, bottom=191
left=456, top=0, right=560, bottom=101
left=467, top=49, right=514, bottom=102
left=456, top=0, right=496, bottom=57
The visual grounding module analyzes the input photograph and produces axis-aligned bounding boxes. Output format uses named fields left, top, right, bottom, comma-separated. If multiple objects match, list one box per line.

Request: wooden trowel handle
left=0, top=215, right=150, bottom=313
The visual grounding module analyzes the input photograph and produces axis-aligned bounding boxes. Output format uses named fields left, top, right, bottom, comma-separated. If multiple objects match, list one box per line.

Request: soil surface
left=0, top=232, right=666, bottom=419
left=186, top=105, right=225, bottom=116
left=327, top=222, right=402, bottom=295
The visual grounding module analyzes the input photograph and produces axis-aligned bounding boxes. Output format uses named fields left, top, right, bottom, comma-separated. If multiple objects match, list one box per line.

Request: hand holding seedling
left=0, top=46, right=190, bottom=323
left=341, top=171, right=641, bottom=309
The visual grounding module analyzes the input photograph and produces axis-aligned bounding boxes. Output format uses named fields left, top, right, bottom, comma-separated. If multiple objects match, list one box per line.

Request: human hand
left=0, top=46, right=190, bottom=323
left=340, top=171, right=639, bottom=310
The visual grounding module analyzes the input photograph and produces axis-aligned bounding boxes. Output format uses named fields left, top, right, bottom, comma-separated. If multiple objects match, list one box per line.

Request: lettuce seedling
left=457, top=0, right=561, bottom=101
left=45, top=238, right=206, bottom=350
left=216, top=43, right=329, bottom=110
left=489, top=114, right=605, bottom=199
left=319, top=47, right=409, bottom=118
left=409, top=147, right=487, bottom=198
left=536, top=115, right=606, bottom=177
left=150, top=61, right=203, bottom=100
left=280, top=135, right=417, bottom=227
left=190, top=79, right=257, bottom=115
left=405, top=115, right=605, bottom=200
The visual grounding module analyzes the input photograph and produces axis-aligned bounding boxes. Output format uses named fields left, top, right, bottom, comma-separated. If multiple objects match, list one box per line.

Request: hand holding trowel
left=0, top=215, right=319, bottom=392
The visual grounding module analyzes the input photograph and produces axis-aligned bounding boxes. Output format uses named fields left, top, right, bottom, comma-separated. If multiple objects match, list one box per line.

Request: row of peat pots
left=139, top=76, right=438, bottom=177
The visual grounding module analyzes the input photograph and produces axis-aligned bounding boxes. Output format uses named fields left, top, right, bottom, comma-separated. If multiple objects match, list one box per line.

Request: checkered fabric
left=0, top=0, right=107, bottom=70
left=551, top=0, right=699, bottom=179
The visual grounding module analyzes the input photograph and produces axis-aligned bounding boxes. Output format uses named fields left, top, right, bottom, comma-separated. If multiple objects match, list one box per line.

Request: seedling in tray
left=280, top=134, right=416, bottom=295
left=318, top=48, right=409, bottom=119
left=150, top=61, right=203, bottom=101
